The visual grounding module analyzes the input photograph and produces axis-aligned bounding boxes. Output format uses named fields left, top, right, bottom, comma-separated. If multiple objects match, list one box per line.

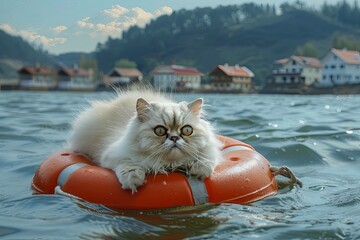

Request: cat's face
left=132, top=98, right=211, bottom=167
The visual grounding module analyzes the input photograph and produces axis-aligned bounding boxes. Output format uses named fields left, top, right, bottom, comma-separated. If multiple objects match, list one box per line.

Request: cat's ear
left=136, top=98, right=150, bottom=121
left=187, top=98, right=203, bottom=115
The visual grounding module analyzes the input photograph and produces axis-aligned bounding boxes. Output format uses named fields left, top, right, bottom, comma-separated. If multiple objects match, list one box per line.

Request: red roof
left=110, top=67, right=142, bottom=77
left=215, top=65, right=254, bottom=78
left=152, top=65, right=203, bottom=76
left=276, top=56, right=322, bottom=68
left=59, top=68, right=91, bottom=77
left=18, top=66, right=52, bottom=76
left=332, top=48, right=360, bottom=64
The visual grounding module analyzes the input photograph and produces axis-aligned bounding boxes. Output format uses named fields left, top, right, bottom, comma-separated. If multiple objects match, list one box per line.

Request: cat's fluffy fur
left=68, top=90, right=223, bottom=193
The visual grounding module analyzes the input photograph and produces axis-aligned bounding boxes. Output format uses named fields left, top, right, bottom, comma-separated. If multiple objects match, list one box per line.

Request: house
left=317, top=48, right=360, bottom=87
left=152, top=65, right=203, bottom=91
left=264, top=55, right=322, bottom=93
left=104, top=67, right=143, bottom=88
left=209, top=64, right=254, bottom=93
left=18, top=66, right=56, bottom=90
left=57, top=67, right=95, bottom=91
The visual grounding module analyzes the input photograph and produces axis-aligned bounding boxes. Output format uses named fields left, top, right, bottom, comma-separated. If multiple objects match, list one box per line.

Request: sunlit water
left=1, top=91, right=359, bottom=239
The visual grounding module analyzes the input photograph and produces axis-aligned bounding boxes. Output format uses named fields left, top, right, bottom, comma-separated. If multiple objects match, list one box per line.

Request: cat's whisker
left=69, top=88, right=220, bottom=192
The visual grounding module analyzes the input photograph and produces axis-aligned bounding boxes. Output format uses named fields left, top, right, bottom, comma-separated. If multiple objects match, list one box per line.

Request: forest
left=1, top=1, right=360, bottom=83
left=93, top=1, right=360, bottom=83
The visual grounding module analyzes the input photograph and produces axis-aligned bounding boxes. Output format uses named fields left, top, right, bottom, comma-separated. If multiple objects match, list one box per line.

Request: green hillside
left=0, top=30, right=54, bottom=64
left=95, top=6, right=360, bottom=84
left=0, top=29, right=55, bottom=78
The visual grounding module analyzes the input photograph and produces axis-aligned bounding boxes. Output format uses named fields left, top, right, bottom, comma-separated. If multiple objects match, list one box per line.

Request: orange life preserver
left=32, top=135, right=278, bottom=211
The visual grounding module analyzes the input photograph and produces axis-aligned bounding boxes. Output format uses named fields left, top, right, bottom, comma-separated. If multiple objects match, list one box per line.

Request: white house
left=269, top=55, right=322, bottom=87
left=18, top=66, right=56, bottom=90
left=104, top=67, right=143, bottom=88
left=57, top=67, right=95, bottom=91
left=209, top=64, right=254, bottom=93
left=152, top=65, right=203, bottom=91
left=318, top=48, right=360, bottom=87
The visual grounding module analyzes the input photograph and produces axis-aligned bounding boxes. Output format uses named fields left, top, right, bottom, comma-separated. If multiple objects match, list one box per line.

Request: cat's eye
left=181, top=125, right=193, bottom=136
left=154, top=125, right=167, bottom=136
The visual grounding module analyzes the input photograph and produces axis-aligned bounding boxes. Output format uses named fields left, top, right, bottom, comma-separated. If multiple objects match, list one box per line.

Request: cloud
left=103, top=5, right=129, bottom=18
left=77, top=5, right=173, bottom=38
left=0, top=23, right=17, bottom=35
left=153, top=6, right=173, bottom=18
left=51, top=25, right=68, bottom=35
left=0, top=23, right=66, bottom=47
left=77, top=17, right=95, bottom=29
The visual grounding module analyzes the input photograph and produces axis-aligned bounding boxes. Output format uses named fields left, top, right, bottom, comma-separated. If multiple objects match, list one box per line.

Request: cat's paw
left=115, top=166, right=146, bottom=194
left=188, top=162, right=214, bottom=180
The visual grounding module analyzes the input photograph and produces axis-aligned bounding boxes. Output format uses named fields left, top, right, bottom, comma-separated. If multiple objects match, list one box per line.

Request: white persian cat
left=68, top=90, right=223, bottom=193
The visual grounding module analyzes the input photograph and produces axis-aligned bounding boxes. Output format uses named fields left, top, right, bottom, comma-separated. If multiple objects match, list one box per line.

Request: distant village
left=1, top=48, right=360, bottom=94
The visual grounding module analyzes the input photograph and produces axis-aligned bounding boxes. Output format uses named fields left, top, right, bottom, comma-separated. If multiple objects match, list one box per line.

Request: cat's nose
left=170, top=136, right=180, bottom=142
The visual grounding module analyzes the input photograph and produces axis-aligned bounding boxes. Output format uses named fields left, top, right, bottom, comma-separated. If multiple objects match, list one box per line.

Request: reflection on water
left=0, top=91, right=359, bottom=239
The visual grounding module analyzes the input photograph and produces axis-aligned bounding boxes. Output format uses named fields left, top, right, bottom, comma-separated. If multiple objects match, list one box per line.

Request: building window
left=292, top=60, right=296, bottom=65
left=340, top=64, right=344, bottom=69
left=331, top=65, right=336, bottom=69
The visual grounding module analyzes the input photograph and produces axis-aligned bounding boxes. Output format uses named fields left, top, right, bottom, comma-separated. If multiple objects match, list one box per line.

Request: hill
left=0, top=29, right=55, bottom=78
left=0, top=30, right=54, bottom=64
left=55, top=52, right=94, bottom=68
left=95, top=7, right=360, bottom=84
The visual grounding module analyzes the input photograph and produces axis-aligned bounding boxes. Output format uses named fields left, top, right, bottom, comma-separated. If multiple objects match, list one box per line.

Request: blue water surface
left=0, top=91, right=359, bottom=239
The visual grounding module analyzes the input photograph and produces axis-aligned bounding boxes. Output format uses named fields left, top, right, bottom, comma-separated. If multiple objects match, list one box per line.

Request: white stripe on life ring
left=57, top=163, right=90, bottom=187
left=187, top=177, right=208, bottom=205
left=222, top=145, right=253, bottom=154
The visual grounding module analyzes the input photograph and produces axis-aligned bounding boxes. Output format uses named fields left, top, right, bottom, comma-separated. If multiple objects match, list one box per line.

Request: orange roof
left=332, top=48, right=360, bottom=64
left=18, top=66, right=52, bottom=75
left=152, top=65, right=203, bottom=76
left=111, top=67, right=142, bottom=77
left=59, top=68, right=91, bottom=77
left=276, top=56, right=322, bottom=68
left=216, top=65, right=254, bottom=78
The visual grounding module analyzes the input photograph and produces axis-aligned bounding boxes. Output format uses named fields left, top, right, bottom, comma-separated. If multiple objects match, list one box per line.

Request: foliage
left=2, top=1, right=360, bottom=85
left=331, top=33, right=360, bottom=51
left=114, top=59, right=137, bottom=68
left=0, top=30, right=54, bottom=65
left=295, top=42, right=318, bottom=57
left=79, top=54, right=98, bottom=80
left=94, top=2, right=360, bottom=84
left=321, top=0, right=360, bottom=28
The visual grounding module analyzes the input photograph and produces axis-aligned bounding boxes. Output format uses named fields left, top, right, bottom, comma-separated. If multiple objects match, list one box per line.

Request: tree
left=79, top=54, right=98, bottom=82
left=331, top=33, right=360, bottom=51
left=295, top=42, right=317, bottom=57
left=115, top=59, right=137, bottom=68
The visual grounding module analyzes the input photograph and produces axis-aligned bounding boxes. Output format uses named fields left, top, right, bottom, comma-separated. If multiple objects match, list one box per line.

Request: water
left=1, top=91, right=359, bottom=239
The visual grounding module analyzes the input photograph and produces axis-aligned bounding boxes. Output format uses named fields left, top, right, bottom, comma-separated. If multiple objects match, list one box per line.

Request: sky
left=0, top=0, right=341, bottom=55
